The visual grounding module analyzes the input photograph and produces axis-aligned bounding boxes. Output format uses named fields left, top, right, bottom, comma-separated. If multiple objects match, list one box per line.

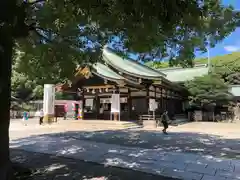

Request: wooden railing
left=138, top=114, right=161, bottom=125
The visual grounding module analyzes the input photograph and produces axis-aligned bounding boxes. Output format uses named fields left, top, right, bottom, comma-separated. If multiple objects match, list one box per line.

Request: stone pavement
left=10, top=133, right=240, bottom=180
left=51, top=129, right=240, bottom=159
left=11, top=149, right=177, bottom=180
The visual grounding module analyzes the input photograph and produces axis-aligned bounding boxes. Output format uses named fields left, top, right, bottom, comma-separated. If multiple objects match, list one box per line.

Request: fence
left=10, top=111, right=36, bottom=119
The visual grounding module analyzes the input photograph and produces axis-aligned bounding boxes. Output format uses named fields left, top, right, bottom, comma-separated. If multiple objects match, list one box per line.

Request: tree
left=146, top=50, right=240, bottom=69
left=11, top=70, right=43, bottom=101
left=213, top=55, right=240, bottom=84
left=145, top=61, right=170, bottom=69
left=55, top=92, right=74, bottom=100
left=0, top=0, right=240, bottom=179
left=11, top=57, right=44, bottom=102
left=185, top=74, right=233, bottom=106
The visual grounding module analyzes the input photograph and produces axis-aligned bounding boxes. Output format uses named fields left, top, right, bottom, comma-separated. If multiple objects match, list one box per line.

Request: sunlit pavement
left=10, top=119, right=240, bottom=180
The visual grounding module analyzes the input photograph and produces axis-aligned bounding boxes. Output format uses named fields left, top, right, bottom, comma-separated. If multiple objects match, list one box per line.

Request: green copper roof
left=103, top=47, right=165, bottom=79
left=159, top=65, right=209, bottom=82
left=92, top=62, right=145, bottom=87
left=92, top=62, right=124, bottom=81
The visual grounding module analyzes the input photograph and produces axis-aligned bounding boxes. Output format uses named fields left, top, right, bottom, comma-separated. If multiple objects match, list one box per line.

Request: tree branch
left=33, top=28, right=53, bottom=43
left=35, top=27, right=74, bottom=45
left=25, top=0, right=46, bottom=5
left=32, top=26, right=81, bottom=51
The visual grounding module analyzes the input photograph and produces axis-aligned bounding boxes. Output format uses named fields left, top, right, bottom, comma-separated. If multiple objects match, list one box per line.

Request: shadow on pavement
left=10, top=129, right=240, bottom=179
left=18, top=129, right=240, bottom=159
left=11, top=149, right=179, bottom=180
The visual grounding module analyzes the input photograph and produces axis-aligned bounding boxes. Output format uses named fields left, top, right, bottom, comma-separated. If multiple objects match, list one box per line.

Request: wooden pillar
left=154, top=86, right=157, bottom=112
left=127, top=88, right=132, bottom=121
left=95, top=92, right=100, bottom=119
left=146, top=85, right=150, bottom=114
left=166, top=90, right=169, bottom=112
left=170, top=91, right=174, bottom=115
left=161, top=88, right=164, bottom=112
left=81, top=88, right=85, bottom=120
left=168, top=90, right=174, bottom=116
left=168, top=90, right=171, bottom=113
left=172, top=92, right=176, bottom=114
left=154, top=86, right=157, bottom=99
left=74, top=89, right=80, bottom=120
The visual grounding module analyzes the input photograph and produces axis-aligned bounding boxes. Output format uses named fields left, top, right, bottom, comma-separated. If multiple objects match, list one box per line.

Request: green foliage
left=144, top=61, right=170, bottom=69
left=11, top=65, right=43, bottom=101
left=55, top=92, right=74, bottom=100
left=185, top=74, right=233, bottom=105
left=9, top=0, right=239, bottom=82
left=212, top=53, right=240, bottom=84
left=146, top=51, right=240, bottom=69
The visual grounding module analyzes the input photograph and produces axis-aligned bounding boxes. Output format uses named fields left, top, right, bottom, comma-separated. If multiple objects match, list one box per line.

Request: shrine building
left=57, top=46, right=189, bottom=121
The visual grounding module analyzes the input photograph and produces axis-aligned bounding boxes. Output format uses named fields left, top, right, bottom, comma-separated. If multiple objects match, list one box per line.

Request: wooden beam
left=95, top=92, right=100, bottom=119
left=161, top=88, right=164, bottom=111
left=146, top=85, right=150, bottom=114
left=83, top=85, right=115, bottom=89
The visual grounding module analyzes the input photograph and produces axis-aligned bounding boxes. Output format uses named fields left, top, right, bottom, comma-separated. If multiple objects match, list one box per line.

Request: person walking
left=39, top=109, right=44, bottom=125
left=22, top=111, right=29, bottom=126
left=161, top=110, right=169, bottom=134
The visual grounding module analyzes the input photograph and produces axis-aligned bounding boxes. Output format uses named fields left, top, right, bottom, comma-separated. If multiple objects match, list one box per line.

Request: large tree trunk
left=0, top=42, right=13, bottom=179
left=0, top=35, right=14, bottom=179
left=0, top=1, right=16, bottom=179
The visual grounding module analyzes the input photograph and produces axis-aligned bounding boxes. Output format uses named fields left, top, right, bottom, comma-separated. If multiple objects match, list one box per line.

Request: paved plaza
left=11, top=149, right=177, bottom=180
left=10, top=119, right=240, bottom=179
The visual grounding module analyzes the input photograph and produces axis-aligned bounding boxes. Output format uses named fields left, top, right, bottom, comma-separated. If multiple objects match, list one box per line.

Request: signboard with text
left=43, top=84, right=55, bottom=116
left=111, top=94, right=120, bottom=113
left=149, top=99, right=158, bottom=111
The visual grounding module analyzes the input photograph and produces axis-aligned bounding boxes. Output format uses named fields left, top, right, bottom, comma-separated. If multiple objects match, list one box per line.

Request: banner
left=149, top=99, right=157, bottom=111
left=43, top=84, right=55, bottom=116
left=111, top=94, right=120, bottom=113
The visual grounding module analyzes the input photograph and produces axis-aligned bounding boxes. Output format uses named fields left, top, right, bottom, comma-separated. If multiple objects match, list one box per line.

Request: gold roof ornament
left=75, top=67, right=92, bottom=79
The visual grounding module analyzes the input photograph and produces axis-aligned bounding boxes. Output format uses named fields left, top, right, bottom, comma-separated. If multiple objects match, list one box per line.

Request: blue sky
left=197, top=0, right=240, bottom=58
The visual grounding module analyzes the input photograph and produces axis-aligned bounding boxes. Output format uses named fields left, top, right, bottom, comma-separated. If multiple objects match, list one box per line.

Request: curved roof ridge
left=102, top=46, right=166, bottom=79
left=92, top=62, right=147, bottom=86
left=92, top=62, right=125, bottom=81
left=107, top=47, right=166, bottom=76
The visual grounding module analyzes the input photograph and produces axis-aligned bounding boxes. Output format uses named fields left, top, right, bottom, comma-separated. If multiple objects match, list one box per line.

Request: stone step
left=68, top=120, right=142, bottom=129
left=170, top=118, right=189, bottom=126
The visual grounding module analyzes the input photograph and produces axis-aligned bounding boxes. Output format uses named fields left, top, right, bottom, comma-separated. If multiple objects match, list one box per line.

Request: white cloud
left=224, top=45, right=240, bottom=52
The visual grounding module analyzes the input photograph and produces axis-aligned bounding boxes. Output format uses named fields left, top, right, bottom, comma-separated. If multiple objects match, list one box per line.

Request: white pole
left=43, top=84, right=55, bottom=123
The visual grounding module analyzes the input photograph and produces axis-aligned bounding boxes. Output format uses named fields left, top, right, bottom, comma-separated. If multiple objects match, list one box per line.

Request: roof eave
left=92, top=71, right=125, bottom=85
left=103, top=54, right=164, bottom=81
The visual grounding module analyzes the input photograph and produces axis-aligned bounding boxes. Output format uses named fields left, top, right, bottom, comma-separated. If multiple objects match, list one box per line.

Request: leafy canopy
left=10, top=0, right=240, bottom=82
left=147, top=51, right=240, bottom=69
left=185, top=74, right=233, bottom=105
left=213, top=54, right=240, bottom=84
left=11, top=70, right=43, bottom=101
